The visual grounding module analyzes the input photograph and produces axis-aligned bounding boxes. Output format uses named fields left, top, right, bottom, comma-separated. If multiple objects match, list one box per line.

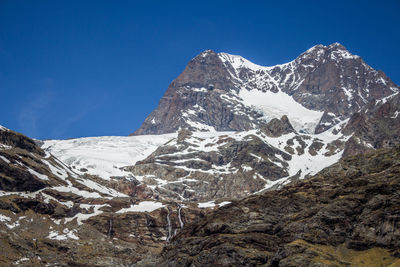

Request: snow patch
left=14, top=258, right=30, bottom=265
left=65, top=204, right=110, bottom=225
left=238, top=89, right=323, bottom=133
left=341, top=87, right=353, bottom=102
left=186, top=120, right=216, bottom=132
left=198, top=201, right=216, bottom=208
left=116, top=201, right=165, bottom=213
left=191, top=87, right=208, bottom=93
left=218, top=201, right=231, bottom=207
left=47, top=228, right=79, bottom=240
left=27, top=167, right=49, bottom=181
left=0, top=214, right=11, bottom=222
left=375, top=91, right=399, bottom=105
left=0, top=143, right=12, bottom=150
left=0, top=155, right=10, bottom=164
left=41, top=159, right=69, bottom=180
left=52, top=186, right=102, bottom=198
left=219, top=53, right=267, bottom=73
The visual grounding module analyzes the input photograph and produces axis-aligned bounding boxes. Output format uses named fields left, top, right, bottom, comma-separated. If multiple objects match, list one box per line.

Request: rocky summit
left=1, top=44, right=400, bottom=266
left=133, top=43, right=398, bottom=135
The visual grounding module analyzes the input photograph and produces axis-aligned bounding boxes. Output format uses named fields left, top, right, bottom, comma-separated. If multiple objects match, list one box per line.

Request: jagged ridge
left=133, top=43, right=399, bottom=135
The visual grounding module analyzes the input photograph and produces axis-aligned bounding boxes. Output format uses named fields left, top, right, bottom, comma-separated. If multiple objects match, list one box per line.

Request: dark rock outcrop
left=261, top=115, right=295, bottom=137
left=342, top=92, right=400, bottom=157
left=0, top=127, right=44, bottom=156
left=0, top=129, right=55, bottom=192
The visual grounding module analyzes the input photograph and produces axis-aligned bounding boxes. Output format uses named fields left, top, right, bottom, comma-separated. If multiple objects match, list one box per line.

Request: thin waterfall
left=166, top=208, right=172, bottom=243
left=178, top=204, right=184, bottom=229
left=108, top=217, right=113, bottom=239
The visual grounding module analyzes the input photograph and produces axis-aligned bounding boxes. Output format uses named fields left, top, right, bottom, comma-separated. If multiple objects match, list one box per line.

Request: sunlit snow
left=238, top=89, right=324, bottom=133
left=42, top=134, right=176, bottom=180
left=116, top=201, right=165, bottom=213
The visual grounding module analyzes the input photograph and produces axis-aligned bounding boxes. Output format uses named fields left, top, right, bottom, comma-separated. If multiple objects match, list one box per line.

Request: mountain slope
left=0, top=126, right=210, bottom=266
left=132, top=43, right=398, bottom=135
left=130, top=121, right=349, bottom=201
left=342, top=91, right=400, bottom=157
left=154, top=145, right=400, bottom=266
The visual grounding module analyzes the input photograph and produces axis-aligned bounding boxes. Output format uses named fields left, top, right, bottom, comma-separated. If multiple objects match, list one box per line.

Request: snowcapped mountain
left=132, top=43, right=398, bottom=136
left=83, top=43, right=392, bottom=201
left=40, top=43, right=400, bottom=201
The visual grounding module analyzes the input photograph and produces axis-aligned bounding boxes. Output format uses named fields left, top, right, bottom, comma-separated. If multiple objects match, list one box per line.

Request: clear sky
left=1, top=0, right=399, bottom=140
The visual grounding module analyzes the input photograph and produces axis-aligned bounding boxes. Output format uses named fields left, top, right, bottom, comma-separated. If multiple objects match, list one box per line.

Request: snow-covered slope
left=129, top=120, right=351, bottom=201
left=0, top=126, right=208, bottom=266
left=237, top=89, right=324, bottom=133
left=42, top=134, right=176, bottom=180
left=40, top=125, right=349, bottom=201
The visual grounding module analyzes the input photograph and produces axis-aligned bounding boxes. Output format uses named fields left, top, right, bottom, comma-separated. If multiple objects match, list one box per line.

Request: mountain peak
left=308, top=42, right=347, bottom=51
left=133, top=45, right=397, bottom=136
left=218, top=52, right=266, bottom=71
left=329, top=42, right=346, bottom=49
left=300, top=42, right=358, bottom=63
left=327, top=42, right=359, bottom=60
left=195, top=49, right=217, bottom=59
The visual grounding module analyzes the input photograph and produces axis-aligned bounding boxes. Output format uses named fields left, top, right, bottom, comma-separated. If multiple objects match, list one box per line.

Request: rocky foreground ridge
left=151, top=145, right=400, bottom=266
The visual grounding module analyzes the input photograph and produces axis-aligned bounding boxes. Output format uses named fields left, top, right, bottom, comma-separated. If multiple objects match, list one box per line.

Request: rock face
left=342, top=92, right=400, bottom=157
left=0, top=128, right=63, bottom=192
left=132, top=43, right=399, bottom=135
left=155, top=145, right=400, bottom=266
left=261, top=115, right=295, bottom=137
left=0, top=126, right=44, bottom=156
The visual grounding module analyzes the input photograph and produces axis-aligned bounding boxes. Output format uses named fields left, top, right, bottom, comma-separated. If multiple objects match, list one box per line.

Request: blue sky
left=1, top=0, right=399, bottom=139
